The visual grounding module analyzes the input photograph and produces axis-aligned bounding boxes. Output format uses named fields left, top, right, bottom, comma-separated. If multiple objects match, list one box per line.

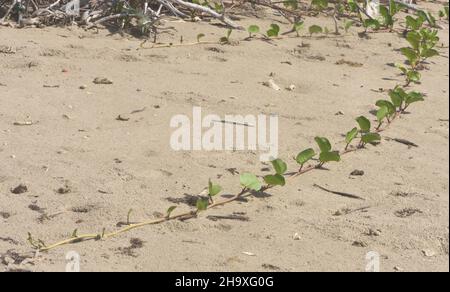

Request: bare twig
left=168, top=0, right=244, bottom=30
left=313, top=184, right=365, bottom=200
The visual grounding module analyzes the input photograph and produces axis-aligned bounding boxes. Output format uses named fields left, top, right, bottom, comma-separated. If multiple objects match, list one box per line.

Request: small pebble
left=422, top=249, right=437, bottom=257
left=11, top=184, right=28, bottom=194
left=350, top=170, right=365, bottom=176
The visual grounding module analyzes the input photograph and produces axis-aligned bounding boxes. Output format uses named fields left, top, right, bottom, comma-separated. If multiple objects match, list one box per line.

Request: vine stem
left=139, top=33, right=347, bottom=50
left=36, top=108, right=406, bottom=253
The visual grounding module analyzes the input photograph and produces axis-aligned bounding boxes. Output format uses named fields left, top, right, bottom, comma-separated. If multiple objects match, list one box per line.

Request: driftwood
left=0, top=0, right=438, bottom=34
left=0, top=0, right=244, bottom=29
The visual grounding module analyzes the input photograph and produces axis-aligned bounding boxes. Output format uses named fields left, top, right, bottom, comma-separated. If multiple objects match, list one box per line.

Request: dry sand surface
left=0, top=5, right=449, bottom=272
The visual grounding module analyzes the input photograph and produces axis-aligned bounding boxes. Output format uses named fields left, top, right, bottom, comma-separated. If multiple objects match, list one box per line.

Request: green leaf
left=296, top=148, right=316, bottom=166
left=319, top=151, right=341, bottom=163
left=196, top=198, right=209, bottom=211
left=406, top=15, right=423, bottom=30
left=421, top=48, right=439, bottom=58
left=240, top=173, right=262, bottom=191
left=396, top=63, right=408, bottom=75
left=214, top=3, right=224, bottom=13
left=197, top=33, right=205, bottom=43
left=312, top=0, right=328, bottom=9
left=248, top=25, right=260, bottom=36
left=271, top=158, right=288, bottom=175
left=293, top=21, right=304, bottom=34
left=208, top=179, right=222, bottom=197
left=345, top=127, right=359, bottom=145
left=309, top=25, right=323, bottom=36
left=347, top=0, right=358, bottom=12
left=361, top=133, right=381, bottom=144
left=267, top=24, right=281, bottom=37
left=389, top=0, right=400, bottom=15
left=314, top=137, right=332, bottom=153
left=363, top=19, right=381, bottom=30
left=401, top=47, right=419, bottom=67
left=389, top=88, right=404, bottom=108
left=406, top=31, right=421, bottom=51
left=376, top=106, right=389, bottom=123
left=264, top=174, right=286, bottom=186
left=407, top=70, right=421, bottom=83
left=376, top=100, right=396, bottom=115
left=380, top=6, right=394, bottom=27
left=405, top=91, right=425, bottom=105
left=283, top=0, right=299, bottom=9
left=167, top=206, right=177, bottom=217
left=356, top=116, right=371, bottom=133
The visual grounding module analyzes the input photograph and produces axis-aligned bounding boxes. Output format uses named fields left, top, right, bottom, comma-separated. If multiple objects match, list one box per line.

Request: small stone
left=263, top=79, right=281, bottom=91
left=366, top=228, right=381, bottom=237
left=57, top=186, right=71, bottom=194
left=350, top=170, right=365, bottom=176
left=286, top=84, right=296, bottom=91
left=293, top=233, right=301, bottom=240
left=11, top=184, right=28, bottom=194
left=93, top=77, right=113, bottom=85
left=352, top=240, right=368, bottom=248
left=335, top=111, right=345, bottom=116
left=422, top=249, right=437, bottom=257
left=79, top=85, right=87, bottom=90
left=394, top=266, right=404, bottom=272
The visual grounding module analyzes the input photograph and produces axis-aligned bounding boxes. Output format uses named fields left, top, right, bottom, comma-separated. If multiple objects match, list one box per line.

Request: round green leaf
left=196, top=198, right=209, bottom=211
left=248, top=25, right=260, bottom=35
left=208, top=179, right=222, bottom=197
left=400, top=47, right=419, bottom=66
left=319, top=151, right=341, bottom=163
left=264, top=174, right=286, bottom=186
left=240, top=173, right=262, bottom=191
left=376, top=106, right=389, bottom=123
left=407, top=70, right=421, bottom=83
left=364, top=19, right=381, bottom=30
left=389, top=90, right=404, bottom=108
left=296, top=148, right=316, bottom=165
left=356, top=116, right=371, bottom=133
left=267, top=24, right=281, bottom=37
left=294, top=21, right=304, bottom=32
left=315, top=137, right=332, bottom=153
left=345, top=127, right=359, bottom=145
left=271, top=158, right=287, bottom=175
left=376, top=100, right=396, bottom=115
left=309, top=25, right=323, bottom=36
left=406, top=31, right=421, bottom=50
left=405, top=91, right=424, bottom=105
left=362, top=133, right=381, bottom=144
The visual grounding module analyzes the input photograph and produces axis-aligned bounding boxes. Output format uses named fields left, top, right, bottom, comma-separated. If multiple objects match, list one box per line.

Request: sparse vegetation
left=0, top=2, right=447, bottom=272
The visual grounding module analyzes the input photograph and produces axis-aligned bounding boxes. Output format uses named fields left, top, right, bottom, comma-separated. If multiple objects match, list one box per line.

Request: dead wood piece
left=313, top=184, right=364, bottom=200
